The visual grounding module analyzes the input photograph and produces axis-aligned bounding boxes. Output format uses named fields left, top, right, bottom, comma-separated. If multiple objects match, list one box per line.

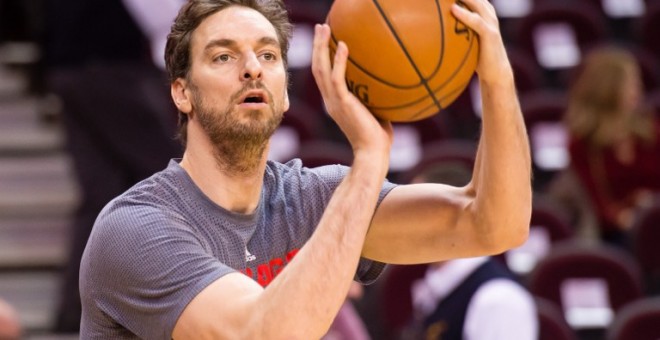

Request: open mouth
left=240, top=90, right=268, bottom=105
left=243, top=95, right=265, bottom=104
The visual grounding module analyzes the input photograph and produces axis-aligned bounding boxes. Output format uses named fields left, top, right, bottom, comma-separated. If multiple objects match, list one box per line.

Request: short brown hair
left=165, top=0, right=292, bottom=144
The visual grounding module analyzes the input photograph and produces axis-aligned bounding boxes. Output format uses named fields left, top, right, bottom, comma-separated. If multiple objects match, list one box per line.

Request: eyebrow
left=203, top=36, right=280, bottom=53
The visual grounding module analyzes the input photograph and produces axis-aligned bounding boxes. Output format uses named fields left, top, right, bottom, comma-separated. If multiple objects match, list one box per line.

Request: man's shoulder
left=94, top=162, right=187, bottom=232
left=123, top=160, right=186, bottom=201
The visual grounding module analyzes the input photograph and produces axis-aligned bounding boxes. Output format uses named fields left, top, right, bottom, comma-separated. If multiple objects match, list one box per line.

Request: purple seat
left=294, top=139, right=353, bottom=168
left=379, top=264, right=429, bottom=338
left=631, top=202, right=660, bottom=294
left=606, top=297, right=660, bottom=340
left=527, top=241, right=644, bottom=330
left=536, top=297, right=578, bottom=340
left=398, top=139, right=477, bottom=184
left=636, top=0, right=660, bottom=60
left=515, top=2, right=607, bottom=71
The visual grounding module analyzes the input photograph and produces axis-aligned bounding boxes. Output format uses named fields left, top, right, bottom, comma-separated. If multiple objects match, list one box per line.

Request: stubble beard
left=191, top=81, right=284, bottom=175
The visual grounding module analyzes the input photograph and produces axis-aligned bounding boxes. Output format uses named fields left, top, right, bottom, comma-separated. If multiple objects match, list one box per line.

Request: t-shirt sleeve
left=302, top=162, right=397, bottom=284
left=80, top=202, right=234, bottom=340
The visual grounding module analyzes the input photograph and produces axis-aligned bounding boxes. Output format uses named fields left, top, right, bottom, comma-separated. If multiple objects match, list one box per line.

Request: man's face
left=184, top=6, right=289, bottom=146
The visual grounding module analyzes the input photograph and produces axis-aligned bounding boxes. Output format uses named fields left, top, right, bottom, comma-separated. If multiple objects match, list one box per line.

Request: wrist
left=352, top=148, right=390, bottom=179
left=479, top=68, right=514, bottom=91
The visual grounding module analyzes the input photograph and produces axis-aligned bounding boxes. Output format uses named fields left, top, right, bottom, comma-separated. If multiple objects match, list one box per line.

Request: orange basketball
left=326, top=0, right=479, bottom=122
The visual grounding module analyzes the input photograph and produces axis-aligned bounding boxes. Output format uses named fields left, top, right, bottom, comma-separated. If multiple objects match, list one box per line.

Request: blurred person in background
left=407, top=256, right=538, bottom=340
left=564, top=46, right=660, bottom=248
left=42, top=0, right=181, bottom=332
left=0, top=298, right=21, bottom=340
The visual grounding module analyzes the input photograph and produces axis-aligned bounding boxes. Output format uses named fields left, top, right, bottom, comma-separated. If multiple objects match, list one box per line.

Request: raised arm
left=173, top=24, right=392, bottom=340
left=363, top=0, right=532, bottom=264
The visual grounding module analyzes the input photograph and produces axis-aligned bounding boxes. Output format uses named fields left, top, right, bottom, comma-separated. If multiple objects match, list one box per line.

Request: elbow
left=505, top=218, right=531, bottom=250
left=482, top=219, right=530, bottom=256
left=498, top=206, right=532, bottom=253
left=476, top=203, right=532, bottom=255
left=499, top=189, right=533, bottom=252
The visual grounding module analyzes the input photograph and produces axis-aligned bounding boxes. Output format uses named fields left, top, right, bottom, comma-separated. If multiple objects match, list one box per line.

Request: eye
left=214, top=54, right=231, bottom=62
left=261, top=52, right=277, bottom=61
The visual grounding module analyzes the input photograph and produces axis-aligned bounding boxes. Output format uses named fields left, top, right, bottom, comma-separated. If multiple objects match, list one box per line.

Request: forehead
left=191, top=6, right=279, bottom=52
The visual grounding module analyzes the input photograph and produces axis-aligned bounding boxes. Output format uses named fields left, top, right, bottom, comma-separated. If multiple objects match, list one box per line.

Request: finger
left=455, top=0, right=496, bottom=20
left=450, top=2, right=487, bottom=35
left=451, top=0, right=500, bottom=36
left=311, top=24, right=333, bottom=98
left=330, top=41, right=351, bottom=99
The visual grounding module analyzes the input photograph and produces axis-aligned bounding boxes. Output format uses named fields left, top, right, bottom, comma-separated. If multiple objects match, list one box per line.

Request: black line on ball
left=328, top=32, right=423, bottom=89
left=366, top=90, right=437, bottom=110
left=422, top=0, right=448, bottom=87
left=409, top=80, right=470, bottom=121
left=431, top=29, right=478, bottom=93
left=371, top=0, right=443, bottom=112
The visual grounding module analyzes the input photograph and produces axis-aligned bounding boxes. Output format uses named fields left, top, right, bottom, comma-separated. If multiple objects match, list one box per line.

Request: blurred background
left=0, top=0, right=658, bottom=339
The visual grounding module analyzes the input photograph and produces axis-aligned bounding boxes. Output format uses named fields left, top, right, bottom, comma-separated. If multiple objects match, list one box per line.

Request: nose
left=242, top=53, right=262, bottom=81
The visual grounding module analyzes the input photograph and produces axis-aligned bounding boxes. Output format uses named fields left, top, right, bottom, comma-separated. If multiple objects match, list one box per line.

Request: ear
left=171, top=78, right=193, bottom=114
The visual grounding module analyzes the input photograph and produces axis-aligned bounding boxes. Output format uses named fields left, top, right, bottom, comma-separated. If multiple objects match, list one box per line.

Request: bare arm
left=173, top=24, right=392, bottom=340
left=363, top=0, right=532, bottom=264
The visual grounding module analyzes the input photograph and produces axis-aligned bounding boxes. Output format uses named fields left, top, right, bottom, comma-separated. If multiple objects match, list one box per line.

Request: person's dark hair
left=165, top=0, right=293, bottom=145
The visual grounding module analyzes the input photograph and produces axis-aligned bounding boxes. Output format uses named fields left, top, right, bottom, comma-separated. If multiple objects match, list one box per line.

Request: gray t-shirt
left=80, top=159, right=397, bottom=339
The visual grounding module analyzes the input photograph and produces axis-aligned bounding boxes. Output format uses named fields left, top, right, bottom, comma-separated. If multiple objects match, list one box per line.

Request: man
left=79, top=0, right=532, bottom=339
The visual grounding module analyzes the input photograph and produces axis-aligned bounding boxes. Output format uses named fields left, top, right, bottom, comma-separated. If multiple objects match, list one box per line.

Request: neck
left=181, top=126, right=269, bottom=214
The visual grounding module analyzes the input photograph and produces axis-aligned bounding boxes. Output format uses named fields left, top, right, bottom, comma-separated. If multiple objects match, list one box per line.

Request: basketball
left=326, top=0, right=480, bottom=122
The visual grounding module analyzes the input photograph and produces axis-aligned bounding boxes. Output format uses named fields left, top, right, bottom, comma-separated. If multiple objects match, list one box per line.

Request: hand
left=451, top=0, right=513, bottom=85
left=311, top=24, right=393, bottom=159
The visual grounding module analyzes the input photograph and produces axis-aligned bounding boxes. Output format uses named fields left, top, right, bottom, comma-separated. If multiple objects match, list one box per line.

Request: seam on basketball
left=371, top=0, right=444, bottom=112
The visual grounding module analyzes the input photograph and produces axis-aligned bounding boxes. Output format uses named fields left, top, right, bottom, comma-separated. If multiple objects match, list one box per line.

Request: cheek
left=199, top=88, right=233, bottom=111
left=274, top=74, right=290, bottom=110
left=193, top=69, right=235, bottom=100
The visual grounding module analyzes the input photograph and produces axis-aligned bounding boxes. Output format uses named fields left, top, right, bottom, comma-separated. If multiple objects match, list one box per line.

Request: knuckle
left=311, top=64, right=323, bottom=77
left=331, top=74, right=345, bottom=88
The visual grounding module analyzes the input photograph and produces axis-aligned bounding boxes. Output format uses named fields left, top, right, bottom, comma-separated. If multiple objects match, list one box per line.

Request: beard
left=190, top=80, right=284, bottom=174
